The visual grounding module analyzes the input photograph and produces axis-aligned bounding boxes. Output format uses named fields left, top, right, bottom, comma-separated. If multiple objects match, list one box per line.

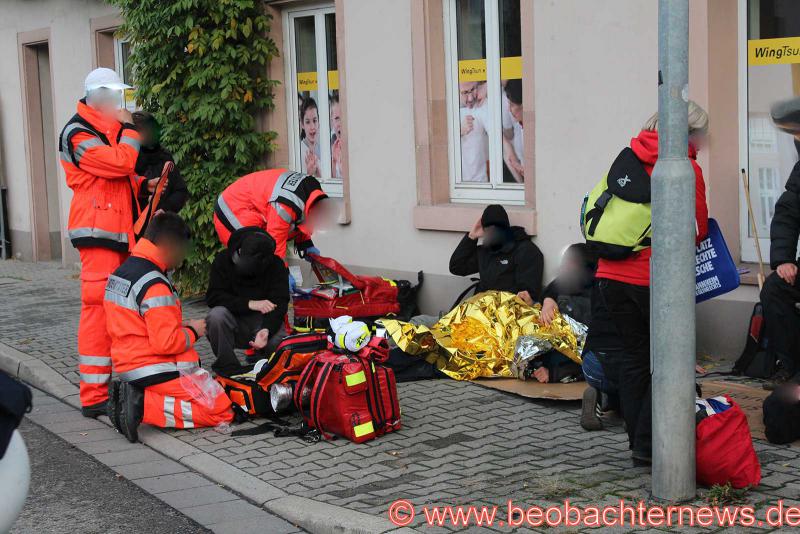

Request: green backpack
left=581, top=148, right=652, bottom=260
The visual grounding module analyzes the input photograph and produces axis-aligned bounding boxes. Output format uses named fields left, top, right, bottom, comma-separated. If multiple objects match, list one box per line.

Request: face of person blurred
left=330, top=102, right=342, bottom=138
left=162, top=238, right=189, bottom=271
left=139, top=124, right=155, bottom=147
left=305, top=198, right=337, bottom=233
left=509, top=100, right=523, bottom=125
left=89, top=90, right=123, bottom=122
left=689, top=130, right=708, bottom=152
left=558, top=249, right=588, bottom=292
left=302, top=107, right=319, bottom=146
left=459, top=82, right=478, bottom=109
left=475, top=82, right=488, bottom=107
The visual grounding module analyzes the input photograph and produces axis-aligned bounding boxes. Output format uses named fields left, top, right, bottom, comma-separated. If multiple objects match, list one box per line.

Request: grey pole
left=651, top=0, right=696, bottom=501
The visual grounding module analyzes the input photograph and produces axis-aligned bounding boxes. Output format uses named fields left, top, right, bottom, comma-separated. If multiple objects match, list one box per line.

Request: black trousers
left=206, top=306, right=286, bottom=375
left=761, top=272, right=800, bottom=376
left=598, top=278, right=651, bottom=455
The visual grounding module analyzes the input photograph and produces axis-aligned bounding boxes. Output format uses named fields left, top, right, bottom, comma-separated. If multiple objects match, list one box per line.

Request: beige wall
left=0, top=0, right=117, bottom=263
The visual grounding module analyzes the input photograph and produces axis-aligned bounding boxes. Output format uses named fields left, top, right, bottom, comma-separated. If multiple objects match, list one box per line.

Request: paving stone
left=115, top=459, right=190, bottom=480
left=157, top=485, right=240, bottom=509
left=208, top=515, right=302, bottom=534
left=134, top=472, right=215, bottom=494
left=94, top=447, right=168, bottom=467
left=182, top=499, right=265, bottom=526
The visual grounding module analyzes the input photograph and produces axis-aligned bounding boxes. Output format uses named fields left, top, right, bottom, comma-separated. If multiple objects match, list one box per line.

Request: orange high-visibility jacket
left=59, top=99, right=144, bottom=252
left=215, top=169, right=327, bottom=258
left=103, top=239, right=200, bottom=387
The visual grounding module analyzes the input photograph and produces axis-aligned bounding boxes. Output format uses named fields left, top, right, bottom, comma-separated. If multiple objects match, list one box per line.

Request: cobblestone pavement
left=3, top=259, right=800, bottom=533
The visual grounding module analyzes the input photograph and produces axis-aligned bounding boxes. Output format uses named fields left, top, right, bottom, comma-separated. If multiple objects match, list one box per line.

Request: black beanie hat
left=481, top=204, right=510, bottom=229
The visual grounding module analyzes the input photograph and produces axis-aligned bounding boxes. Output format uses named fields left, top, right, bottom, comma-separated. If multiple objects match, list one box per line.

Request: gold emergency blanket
left=382, top=291, right=584, bottom=381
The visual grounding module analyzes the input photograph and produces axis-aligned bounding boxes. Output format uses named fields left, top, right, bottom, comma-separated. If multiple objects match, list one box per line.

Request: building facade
left=2, top=0, right=797, bottom=357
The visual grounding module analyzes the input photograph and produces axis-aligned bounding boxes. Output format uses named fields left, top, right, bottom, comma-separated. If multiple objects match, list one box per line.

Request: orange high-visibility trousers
left=78, top=247, right=127, bottom=407
left=142, top=377, right=234, bottom=429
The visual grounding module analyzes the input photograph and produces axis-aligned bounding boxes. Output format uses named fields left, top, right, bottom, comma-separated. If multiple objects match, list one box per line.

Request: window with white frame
left=738, top=0, right=800, bottom=263
left=444, top=0, right=523, bottom=204
left=285, top=5, right=342, bottom=197
left=113, top=37, right=137, bottom=112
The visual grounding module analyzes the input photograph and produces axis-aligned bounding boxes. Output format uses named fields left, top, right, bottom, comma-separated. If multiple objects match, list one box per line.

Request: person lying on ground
left=104, top=213, right=239, bottom=443
left=449, top=204, right=544, bottom=305
left=206, top=227, right=290, bottom=376
left=132, top=111, right=189, bottom=215
left=760, top=96, right=800, bottom=386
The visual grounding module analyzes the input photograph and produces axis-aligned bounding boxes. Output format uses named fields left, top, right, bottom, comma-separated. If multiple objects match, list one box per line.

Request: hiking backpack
left=293, top=337, right=401, bottom=443
left=581, top=148, right=652, bottom=260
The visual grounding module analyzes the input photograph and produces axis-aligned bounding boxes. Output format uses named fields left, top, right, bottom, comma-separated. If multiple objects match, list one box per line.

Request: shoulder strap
left=59, top=113, right=111, bottom=169
left=308, top=361, right=335, bottom=440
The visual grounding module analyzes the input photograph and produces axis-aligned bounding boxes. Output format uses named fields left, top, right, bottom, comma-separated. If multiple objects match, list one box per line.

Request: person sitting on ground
left=761, top=96, right=800, bottom=385
left=530, top=244, right=596, bottom=385
left=104, top=213, right=237, bottom=443
left=206, top=227, right=290, bottom=376
left=132, top=111, right=189, bottom=215
left=449, top=204, right=544, bottom=306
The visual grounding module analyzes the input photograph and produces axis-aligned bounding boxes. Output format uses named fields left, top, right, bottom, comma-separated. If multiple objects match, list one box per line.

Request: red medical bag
left=293, top=337, right=401, bottom=443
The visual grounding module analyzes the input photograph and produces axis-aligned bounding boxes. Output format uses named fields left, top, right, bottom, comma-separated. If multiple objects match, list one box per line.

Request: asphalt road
left=11, top=419, right=210, bottom=534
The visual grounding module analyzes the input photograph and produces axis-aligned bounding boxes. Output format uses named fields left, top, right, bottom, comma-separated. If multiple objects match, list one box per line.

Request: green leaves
left=109, top=0, right=279, bottom=294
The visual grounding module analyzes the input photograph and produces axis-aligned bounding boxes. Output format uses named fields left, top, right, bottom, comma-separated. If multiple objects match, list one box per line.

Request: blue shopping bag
left=696, top=218, right=740, bottom=303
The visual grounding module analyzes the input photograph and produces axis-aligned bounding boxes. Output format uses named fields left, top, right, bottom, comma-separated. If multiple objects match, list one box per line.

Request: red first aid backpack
left=294, top=337, right=401, bottom=443
left=216, top=332, right=328, bottom=416
left=291, top=254, right=420, bottom=332
left=696, top=395, right=761, bottom=488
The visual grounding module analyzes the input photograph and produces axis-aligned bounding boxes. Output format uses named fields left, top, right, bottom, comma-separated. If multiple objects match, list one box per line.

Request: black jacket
left=770, top=158, right=800, bottom=269
left=206, top=227, right=289, bottom=334
left=449, top=226, right=544, bottom=301
left=135, top=145, right=189, bottom=214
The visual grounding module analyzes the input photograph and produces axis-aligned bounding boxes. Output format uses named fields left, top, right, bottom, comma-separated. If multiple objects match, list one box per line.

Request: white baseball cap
left=84, top=67, right=131, bottom=94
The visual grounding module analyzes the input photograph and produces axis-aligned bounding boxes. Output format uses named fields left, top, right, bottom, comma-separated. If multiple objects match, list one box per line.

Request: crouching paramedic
left=60, top=67, right=154, bottom=418
left=104, top=213, right=235, bottom=442
left=214, top=170, right=333, bottom=290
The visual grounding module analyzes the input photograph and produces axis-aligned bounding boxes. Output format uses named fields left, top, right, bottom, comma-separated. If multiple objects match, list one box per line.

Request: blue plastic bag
left=696, top=218, right=740, bottom=303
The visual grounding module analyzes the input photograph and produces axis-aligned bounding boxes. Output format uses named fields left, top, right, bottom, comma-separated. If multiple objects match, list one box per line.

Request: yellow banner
left=458, top=56, right=522, bottom=82
left=748, top=37, right=800, bottom=66
left=297, top=70, right=339, bottom=91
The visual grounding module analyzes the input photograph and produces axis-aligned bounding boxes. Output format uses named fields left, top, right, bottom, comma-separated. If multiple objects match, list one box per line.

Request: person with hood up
left=596, top=101, right=709, bottom=466
left=449, top=204, right=544, bottom=305
left=205, top=227, right=290, bottom=375
left=132, top=111, right=189, bottom=214
left=760, top=97, right=800, bottom=385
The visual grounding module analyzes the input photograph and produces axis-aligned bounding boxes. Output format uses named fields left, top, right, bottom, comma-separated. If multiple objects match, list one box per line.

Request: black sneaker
left=771, top=97, right=800, bottom=136
left=107, top=380, right=121, bottom=431
left=81, top=401, right=108, bottom=419
left=580, top=386, right=603, bottom=431
left=632, top=450, right=652, bottom=467
left=118, top=382, right=144, bottom=443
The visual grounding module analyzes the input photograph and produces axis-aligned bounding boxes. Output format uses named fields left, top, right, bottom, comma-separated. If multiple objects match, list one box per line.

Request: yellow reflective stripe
left=345, top=370, right=366, bottom=387
left=353, top=420, right=374, bottom=438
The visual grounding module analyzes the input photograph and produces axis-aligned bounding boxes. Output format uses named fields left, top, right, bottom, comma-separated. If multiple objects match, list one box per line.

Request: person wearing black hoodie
left=206, top=227, right=289, bottom=375
left=132, top=111, right=189, bottom=214
left=760, top=97, right=800, bottom=383
left=449, top=204, right=544, bottom=304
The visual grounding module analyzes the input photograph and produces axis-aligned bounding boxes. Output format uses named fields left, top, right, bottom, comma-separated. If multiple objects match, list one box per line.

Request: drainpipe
left=651, top=0, right=696, bottom=502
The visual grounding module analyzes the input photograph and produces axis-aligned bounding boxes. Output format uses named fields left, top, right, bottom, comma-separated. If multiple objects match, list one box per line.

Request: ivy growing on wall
left=109, top=0, right=279, bottom=294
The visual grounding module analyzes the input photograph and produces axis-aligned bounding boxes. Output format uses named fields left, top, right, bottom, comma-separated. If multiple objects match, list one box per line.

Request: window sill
left=414, top=203, right=536, bottom=235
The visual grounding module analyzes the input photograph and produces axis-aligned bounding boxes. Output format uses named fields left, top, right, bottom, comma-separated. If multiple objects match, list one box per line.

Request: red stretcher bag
left=291, top=254, right=420, bottom=333
left=293, top=337, right=401, bottom=443
left=695, top=395, right=761, bottom=488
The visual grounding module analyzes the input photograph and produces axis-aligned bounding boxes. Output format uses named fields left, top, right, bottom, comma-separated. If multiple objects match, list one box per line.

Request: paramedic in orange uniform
left=59, top=68, right=154, bottom=417
left=214, top=170, right=331, bottom=290
left=104, top=213, right=237, bottom=442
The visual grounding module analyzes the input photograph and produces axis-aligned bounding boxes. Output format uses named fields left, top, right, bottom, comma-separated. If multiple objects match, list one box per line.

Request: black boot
left=580, top=386, right=603, bottom=431
left=107, top=380, right=121, bottom=431
left=119, top=382, right=144, bottom=443
left=81, top=401, right=108, bottom=419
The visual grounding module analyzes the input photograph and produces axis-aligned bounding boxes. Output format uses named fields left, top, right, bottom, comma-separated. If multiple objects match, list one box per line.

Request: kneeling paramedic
left=206, top=227, right=290, bottom=375
left=104, top=213, right=236, bottom=442
left=214, top=169, right=335, bottom=291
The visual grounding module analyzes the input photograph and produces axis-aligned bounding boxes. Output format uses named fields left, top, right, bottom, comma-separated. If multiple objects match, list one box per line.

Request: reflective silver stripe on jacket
left=118, top=362, right=178, bottom=382
left=73, top=138, right=106, bottom=164
left=179, top=400, right=194, bottom=429
left=68, top=227, right=129, bottom=244
left=139, top=295, right=177, bottom=313
left=216, top=194, right=243, bottom=229
left=119, top=136, right=140, bottom=151
left=131, top=271, right=170, bottom=300
left=104, top=288, right=139, bottom=312
left=177, top=361, right=199, bottom=371
left=271, top=202, right=296, bottom=226
left=78, top=355, right=112, bottom=367
left=59, top=122, right=87, bottom=164
left=80, top=372, right=110, bottom=384
left=183, top=329, right=192, bottom=351
left=164, top=396, right=176, bottom=427
left=269, top=171, right=307, bottom=212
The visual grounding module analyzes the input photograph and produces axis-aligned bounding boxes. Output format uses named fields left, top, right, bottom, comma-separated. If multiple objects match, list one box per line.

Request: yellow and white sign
left=748, top=37, right=800, bottom=66
left=297, top=70, right=339, bottom=92
left=457, top=56, right=522, bottom=82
